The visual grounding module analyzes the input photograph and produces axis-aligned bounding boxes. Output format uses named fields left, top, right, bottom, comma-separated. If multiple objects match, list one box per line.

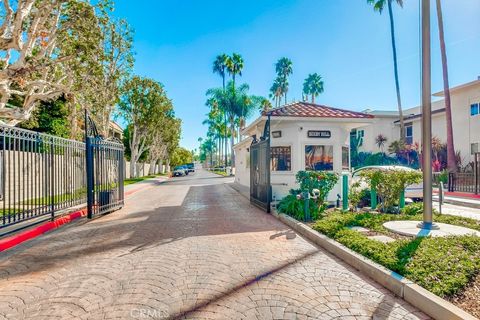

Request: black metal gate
left=250, top=117, right=271, bottom=212
left=448, top=152, right=480, bottom=194
left=85, top=113, right=124, bottom=218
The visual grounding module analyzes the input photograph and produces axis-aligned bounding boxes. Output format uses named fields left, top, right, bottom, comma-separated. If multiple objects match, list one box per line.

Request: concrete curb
left=273, top=211, right=478, bottom=320
left=0, top=209, right=87, bottom=252
left=0, top=177, right=168, bottom=253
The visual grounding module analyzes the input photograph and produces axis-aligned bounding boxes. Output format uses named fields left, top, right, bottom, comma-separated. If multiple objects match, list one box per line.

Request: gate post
left=86, top=137, right=94, bottom=219
left=475, top=154, right=479, bottom=195
left=342, top=175, right=348, bottom=211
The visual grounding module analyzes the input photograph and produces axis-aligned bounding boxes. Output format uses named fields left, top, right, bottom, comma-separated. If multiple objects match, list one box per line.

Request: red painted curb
left=0, top=209, right=87, bottom=252
left=0, top=177, right=170, bottom=253
left=433, top=190, right=480, bottom=199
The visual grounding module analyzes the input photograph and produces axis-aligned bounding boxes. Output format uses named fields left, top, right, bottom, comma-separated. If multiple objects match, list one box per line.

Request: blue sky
left=113, top=0, right=480, bottom=150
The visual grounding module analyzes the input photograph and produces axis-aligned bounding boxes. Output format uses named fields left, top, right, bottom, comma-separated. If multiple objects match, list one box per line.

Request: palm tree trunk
left=387, top=0, right=405, bottom=142
left=230, top=121, right=235, bottom=169
left=436, top=0, right=456, bottom=172
left=222, top=74, right=228, bottom=168
left=312, top=95, right=315, bottom=104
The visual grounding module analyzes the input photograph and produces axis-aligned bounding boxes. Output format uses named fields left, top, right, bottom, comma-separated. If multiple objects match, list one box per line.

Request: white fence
left=124, top=161, right=168, bottom=179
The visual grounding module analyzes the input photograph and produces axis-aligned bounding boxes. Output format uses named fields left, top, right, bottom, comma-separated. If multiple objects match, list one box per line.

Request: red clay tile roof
left=264, top=102, right=374, bottom=119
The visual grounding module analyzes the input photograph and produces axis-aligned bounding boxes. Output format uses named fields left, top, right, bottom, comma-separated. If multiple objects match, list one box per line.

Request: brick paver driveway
left=0, top=168, right=428, bottom=320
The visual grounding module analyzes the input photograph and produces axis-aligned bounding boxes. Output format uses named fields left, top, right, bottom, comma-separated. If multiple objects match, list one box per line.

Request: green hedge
left=312, top=211, right=480, bottom=297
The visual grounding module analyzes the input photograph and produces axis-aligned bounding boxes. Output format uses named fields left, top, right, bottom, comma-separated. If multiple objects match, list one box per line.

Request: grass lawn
left=212, top=170, right=229, bottom=177
left=124, top=173, right=167, bottom=186
left=311, top=211, right=480, bottom=300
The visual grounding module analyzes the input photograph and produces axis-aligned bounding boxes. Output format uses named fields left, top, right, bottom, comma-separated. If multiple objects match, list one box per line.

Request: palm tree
left=375, top=134, right=388, bottom=153
left=367, top=0, right=405, bottom=141
left=206, top=81, right=262, bottom=169
left=226, top=53, right=244, bottom=89
left=213, top=54, right=230, bottom=167
left=213, top=54, right=229, bottom=90
left=269, top=77, right=283, bottom=108
left=435, top=0, right=456, bottom=172
left=303, top=73, right=324, bottom=104
left=275, top=57, right=293, bottom=104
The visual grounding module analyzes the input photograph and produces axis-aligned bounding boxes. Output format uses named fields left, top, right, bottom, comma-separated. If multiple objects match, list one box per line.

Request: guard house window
left=471, top=143, right=479, bottom=155
left=305, top=145, right=334, bottom=171
left=271, top=146, right=291, bottom=171
left=471, top=103, right=479, bottom=116
left=350, top=129, right=364, bottom=147
left=405, top=124, right=413, bottom=145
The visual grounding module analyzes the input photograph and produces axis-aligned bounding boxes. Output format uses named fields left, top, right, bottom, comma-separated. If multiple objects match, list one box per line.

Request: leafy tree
left=302, top=73, right=324, bottom=104
left=19, top=96, right=71, bottom=138
left=170, top=147, right=193, bottom=167
left=367, top=0, right=405, bottom=141
left=148, top=116, right=181, bottom=175
left=0, top=0, right=107, bottom=125
left=117, top=76, right=175, bottom=178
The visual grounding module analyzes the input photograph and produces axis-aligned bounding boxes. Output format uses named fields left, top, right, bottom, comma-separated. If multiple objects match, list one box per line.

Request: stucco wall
left=235, top=119, right=360, bottom=203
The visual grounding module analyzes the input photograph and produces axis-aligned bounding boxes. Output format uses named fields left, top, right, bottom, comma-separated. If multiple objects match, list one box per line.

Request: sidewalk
left=433, top=188, right=480, bottom=209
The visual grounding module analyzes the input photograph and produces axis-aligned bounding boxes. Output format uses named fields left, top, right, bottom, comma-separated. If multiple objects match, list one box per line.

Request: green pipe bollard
left=371, top=183, right=377, bottom=210
left=303, top=190, right=310, bottom=222
left=342, top=175, right=348, bottom=211
left=399, top=190, right=405, bottom=209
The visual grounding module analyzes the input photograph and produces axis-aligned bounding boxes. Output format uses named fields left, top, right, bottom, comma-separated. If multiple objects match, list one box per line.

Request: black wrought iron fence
left=448, top=172, right=478, bottom=194
left=0, top=113, right=125, bottom=233
left=86, top=136, right=124, bottom=217
left=446, top=153, right=480, bottom=194
left=0, top=125, right=87, bottom=230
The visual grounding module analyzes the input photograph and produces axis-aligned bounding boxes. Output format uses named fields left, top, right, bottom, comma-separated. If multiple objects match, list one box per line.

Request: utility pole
left=420, top=0, right=436, bottom=229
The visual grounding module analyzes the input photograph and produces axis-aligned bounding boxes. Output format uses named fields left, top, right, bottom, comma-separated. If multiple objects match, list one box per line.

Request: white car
left=351, top=165, right=423, bottom=200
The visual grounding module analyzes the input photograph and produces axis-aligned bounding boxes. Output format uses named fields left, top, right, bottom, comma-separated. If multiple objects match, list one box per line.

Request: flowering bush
left=359, top=169, right=422, bottom=212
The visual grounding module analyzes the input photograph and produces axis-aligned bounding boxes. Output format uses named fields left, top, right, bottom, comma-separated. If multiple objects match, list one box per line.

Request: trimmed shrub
left=312, top=211, right=480, bottom=298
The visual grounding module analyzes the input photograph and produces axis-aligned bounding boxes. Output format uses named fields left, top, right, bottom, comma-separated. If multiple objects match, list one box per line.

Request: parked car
left=173, top=165, right=189, bottom=177
left=186, top=163, right=195, bottom=173
left=351, top=165, right=423, bottom=200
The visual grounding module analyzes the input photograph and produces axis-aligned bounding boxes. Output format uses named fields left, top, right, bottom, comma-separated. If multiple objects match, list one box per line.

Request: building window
left=471, top=103, right=479, bottom=116
left=405, top=124, right=413, bottom=145
left=350, top=129, right=364, bottom=148
left=342, top=146, right=349, bottom=171
left=271, top=146, right=291, bottom=171
left=305, top=145, right=334, bottom=171
left=471, top=143, right=479, bottom=155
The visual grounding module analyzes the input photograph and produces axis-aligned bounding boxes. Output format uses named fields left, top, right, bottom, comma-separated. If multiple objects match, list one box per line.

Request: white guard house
left=234, top=102, right=375, bottom=206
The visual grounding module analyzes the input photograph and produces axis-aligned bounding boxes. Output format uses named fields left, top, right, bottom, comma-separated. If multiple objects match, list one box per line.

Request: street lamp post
left=419, top=0, right=437, bottom=229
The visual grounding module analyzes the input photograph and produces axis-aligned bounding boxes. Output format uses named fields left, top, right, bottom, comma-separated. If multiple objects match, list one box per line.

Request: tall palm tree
left=303, top=73, right=324, bottom=104
left=435, top=0, right=456, bottom=172
left=368, top=0, right=405, bottom=141
left=206, top=81, right=262, bottom=169
left=226, top=53, right=244, bottom=89
left=213, top=54, right=229, bottom=167
left=269, top=77, right=283, bottom=108
left=275, top=57, right=293, bottom=104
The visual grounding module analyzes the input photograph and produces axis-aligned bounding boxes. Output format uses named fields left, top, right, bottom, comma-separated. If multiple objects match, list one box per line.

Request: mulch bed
left=448, top=273, right=480, bottom=318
